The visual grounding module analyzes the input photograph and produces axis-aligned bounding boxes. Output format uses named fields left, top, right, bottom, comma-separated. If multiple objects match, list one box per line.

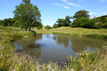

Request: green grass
left=0, top=26, right=107, bottom=71
left=34, top=27, right=107, bottom=39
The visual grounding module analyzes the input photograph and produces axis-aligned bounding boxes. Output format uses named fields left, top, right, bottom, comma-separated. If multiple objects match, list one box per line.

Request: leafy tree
left=53, top=23, right=58, bottom=28
left=103, top=23, right=107, bottom=28
left=82, top=19, right=102, bottom=29
left=82, top=19, right=95, bottom=28
left=22, top=0, right=30, bottom=4
left=72, top=17, right=88, bottom=27
left=45, top=25, right=51, bottom=29
left=12, top=23, right=19, bottom=27
left=0, top=20, right=4, bottom=26
left=73, top=10, right=90, bottom=19
left=65, top=16, right=72, bottom=26
left=56, top=18, right=65, bottom=27
left=55, top=16, right=71, bottom=27
left=3, top=18, right=14, bottom=26
left=33, top=21, right=42, bottom=30
left=13, top=0, right=41, bottom=31
left=71, top=19, right=79, bottom=27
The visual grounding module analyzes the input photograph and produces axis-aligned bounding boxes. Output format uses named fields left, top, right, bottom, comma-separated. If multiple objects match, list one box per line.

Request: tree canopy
left=13, top=0, right=41, bottom=31
left=53, top=16, right=72, bottom=28
left=45, top=25, right=51, bottom=29
left=73, top=10, right=90, bottom=19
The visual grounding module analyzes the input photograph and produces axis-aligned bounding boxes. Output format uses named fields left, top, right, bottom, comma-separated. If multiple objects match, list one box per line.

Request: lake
left=14, top=34, right=107, bottom=64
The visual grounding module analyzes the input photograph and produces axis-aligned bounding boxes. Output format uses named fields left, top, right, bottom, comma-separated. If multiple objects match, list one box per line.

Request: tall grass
left=35, top=27, right=107, bottom=39
left=0, top=26, right=107, bottom=71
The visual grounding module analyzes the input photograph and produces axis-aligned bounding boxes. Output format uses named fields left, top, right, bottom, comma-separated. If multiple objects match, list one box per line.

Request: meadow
left=0, top=26, right=107, bottom=71
left=34, top=27, right=107, bottom=39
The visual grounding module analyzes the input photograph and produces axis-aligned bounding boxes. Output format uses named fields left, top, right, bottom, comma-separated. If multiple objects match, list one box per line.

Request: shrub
left=12, top=23, right=19, bottom=27
left=103, top=23, right=107, bottom=28
left=53, top=23, right=58, bottom=28
left=94, top=22, right=102, bottom=29
left=83, top=20, right=103, bottom=29
left=72, top=17, right=88, bottom=27
left=83, top=19, right=95, bottom=28
left=45, top=25, right=51, bottom=29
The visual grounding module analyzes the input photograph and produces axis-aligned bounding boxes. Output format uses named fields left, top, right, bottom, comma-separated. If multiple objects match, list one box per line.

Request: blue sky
left=0, top=0, right=107, bottom=26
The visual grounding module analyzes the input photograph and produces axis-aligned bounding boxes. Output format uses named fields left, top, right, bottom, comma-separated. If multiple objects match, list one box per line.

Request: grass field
left=0, top=26, right=107, bottom=71
left=34, top=27, right=107, bottom=39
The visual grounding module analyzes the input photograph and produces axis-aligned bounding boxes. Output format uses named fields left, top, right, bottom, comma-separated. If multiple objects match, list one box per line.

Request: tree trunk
left=25, top=26, right=28, bottom=31
left=27, top=25, right=31, bottom=31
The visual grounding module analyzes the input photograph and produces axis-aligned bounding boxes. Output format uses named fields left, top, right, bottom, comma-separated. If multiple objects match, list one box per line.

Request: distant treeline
left=0, top=18, right=42, bottom=30
left=52, top=10, right=107, bottom=29
left=0, top=10, right=107, bottom=29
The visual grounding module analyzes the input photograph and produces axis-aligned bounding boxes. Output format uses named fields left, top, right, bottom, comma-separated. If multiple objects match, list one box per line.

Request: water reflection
left=14, top=34, right=107, bottom=64
left=53, top=34, right=71, bottom=48
left=14, top=35, right=42, bottom=59
left=70, top=37, right=103, bottom=52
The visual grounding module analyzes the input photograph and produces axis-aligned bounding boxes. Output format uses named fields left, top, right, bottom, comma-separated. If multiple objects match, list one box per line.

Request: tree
left=45, top=25, right=51, bottom=29
left=3, top=18, right=14, bottom=26
left=73, top=10, right=90, bottom=19
left=22, top=0, right=30, bottom=5
left=65, top=16, right=72, bottom=26
left=13, top=0, right=41, bottom=31
left=55, top=16, right=71, bottom=27
left=0, top=20, right=4, bottom=26
left=33, top=21, right=42, bottom=30
left=56, top=18, right=65, bottom=27
left=72, top=17, right=88, bottom=27
left=53, top=23, right=58, bottom=28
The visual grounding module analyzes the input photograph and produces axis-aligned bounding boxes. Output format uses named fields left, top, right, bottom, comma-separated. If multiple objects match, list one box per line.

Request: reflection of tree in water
left=15, top=34, right=42, bottom=59
left=53, top=34, right=70, bottom=48
left=45, top=34, right=52, bottom=38
left=71, top=37, right=103, bottom=52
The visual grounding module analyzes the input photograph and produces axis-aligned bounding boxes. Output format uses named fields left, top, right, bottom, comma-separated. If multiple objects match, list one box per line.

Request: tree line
left=52, top=10, right=107, bottom=29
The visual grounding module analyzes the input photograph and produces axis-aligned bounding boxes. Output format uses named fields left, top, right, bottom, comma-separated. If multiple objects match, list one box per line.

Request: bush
left=103, top=23, right=107, bottom=28
left=83, top=20, right=103, bottom=29
left=71, top=19, right=80, bottom=27
left=12, top=23, right=19, bottom=27
left=72, top=17, right=88, bottom=27
left=94, top=22, right=102, bottom=29
left=83, top=20, right=95, bottom=28
left=45, top=25, right=51, bottom=29
left=53, top=23, right=58, bottom=28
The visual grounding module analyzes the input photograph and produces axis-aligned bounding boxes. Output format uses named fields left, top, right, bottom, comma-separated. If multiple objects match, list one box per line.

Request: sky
left=0, top=0, right=107, bottom=26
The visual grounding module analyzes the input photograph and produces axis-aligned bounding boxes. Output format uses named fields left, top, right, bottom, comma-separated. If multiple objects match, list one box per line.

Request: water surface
left=14, top=34, right=107, bottom=64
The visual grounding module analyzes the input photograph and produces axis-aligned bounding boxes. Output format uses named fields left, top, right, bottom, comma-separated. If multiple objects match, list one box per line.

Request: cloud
left=53, top=3, right=70, bottom=9
left=89, top=12, right=97, bottom=15
left=63, top=6, right=70, bottom=9
left=61, top=0, right=81, bottom=7
left=89, top=12, right=97, bottom=19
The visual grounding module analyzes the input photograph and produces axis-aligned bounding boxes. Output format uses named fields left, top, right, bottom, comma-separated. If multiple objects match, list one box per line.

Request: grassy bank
left=0, top=26, right=107, bottom=71
left=34, top=27, right=107, bottom=39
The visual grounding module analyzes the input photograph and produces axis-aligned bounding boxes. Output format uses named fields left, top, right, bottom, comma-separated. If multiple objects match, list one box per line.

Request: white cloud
left=64, top=6, right=70, bottom=9
left=61, top=0, right=81, bottom=7
left=89, top=12, right=97, bottom=15
left=53, top=3, right=70, bottom=9
left=89, top=12, right=97, bottom=19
